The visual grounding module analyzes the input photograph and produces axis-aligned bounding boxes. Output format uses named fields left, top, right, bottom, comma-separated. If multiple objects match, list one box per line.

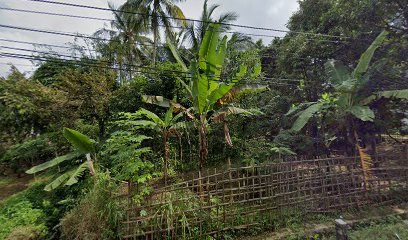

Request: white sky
left=0, top=0, right=299, bottom=77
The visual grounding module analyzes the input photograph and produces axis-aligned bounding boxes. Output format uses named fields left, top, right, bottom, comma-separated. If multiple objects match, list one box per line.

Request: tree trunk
left=163, top=134, right=169, bottom=186
left=196, top=115, right=208, bottom=201
left=98, top=118, right=105, bottom=141
left=86, top=153, right=96, bottom=177
left=351, top=121, right=370, bottom=191
left=153, top=27, right=158, bottom=66
left=179, top=136, right=183, bottom=170
left=152, top=0, right=159, bottom=66
left=198, top=115, right=208, bottom=172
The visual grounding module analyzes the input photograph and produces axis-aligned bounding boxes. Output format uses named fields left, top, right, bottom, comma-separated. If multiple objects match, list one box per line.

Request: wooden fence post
left=335, top=219, right=349, bottom=240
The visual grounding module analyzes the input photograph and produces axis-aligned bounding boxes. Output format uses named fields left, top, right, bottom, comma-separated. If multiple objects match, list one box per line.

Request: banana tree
left=143, top=24, right=264, bottom=172
left=26, top=128, right=97, bottom=191
left=135, top=107, right=185, bottom=185
left=287, top=30, right=408, bottom=186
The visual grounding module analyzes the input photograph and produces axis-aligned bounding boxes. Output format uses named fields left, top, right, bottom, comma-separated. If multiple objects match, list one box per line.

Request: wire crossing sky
left=0, top=0, right=299, bottom=76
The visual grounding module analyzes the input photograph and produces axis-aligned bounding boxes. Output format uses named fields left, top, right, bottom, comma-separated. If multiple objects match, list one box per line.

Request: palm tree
left=95, top=4, right=152, bottom=83
left=144, top=24, right=264, bottom=172
left=119, top=0, right=187, bottom=65
left=182, top=0, right=238, bottom=55
left=135, top=107, right=184, bottom=185
left=287, top=31, right=408, bottom=187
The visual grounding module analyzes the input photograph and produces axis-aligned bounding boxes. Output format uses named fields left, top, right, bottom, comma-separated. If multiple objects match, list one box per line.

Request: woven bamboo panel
left=121, top=152, right=408, bottom=239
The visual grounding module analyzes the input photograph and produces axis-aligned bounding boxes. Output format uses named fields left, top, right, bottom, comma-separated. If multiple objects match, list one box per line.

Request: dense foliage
left=0, top=0, right=407, bottom=239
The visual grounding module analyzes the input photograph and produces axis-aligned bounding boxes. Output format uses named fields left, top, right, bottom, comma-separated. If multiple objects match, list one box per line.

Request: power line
left=0, top=38, right=309, bottom=83
left=0, top=6, right=349, bottom=43
left=1, top=52, right=300, bottom=87
left=0, top=6, right=112, bottom=22
left=0, top=62, right=35, bottom=67
left=26, top=0, right=352, bottom=40
left=0, top=52, right=301, bottom=86
left=2, top=45, right=302, bottom=83
left=0, top=38, right=90, bottom=51
left=0, top=38, right=317, bottom=64
left=0, top=46, right=192, bottom=76
left=0, top=24, right=157, bottom=49
left=0, top=36, right=334, bottom=69
left=1, top=43, right=305, bottom=83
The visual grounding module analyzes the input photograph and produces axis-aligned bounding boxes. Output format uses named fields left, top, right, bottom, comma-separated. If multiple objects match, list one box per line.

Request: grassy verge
left=240, top=204, right=408, bottom=240
left=345, top=216, right=408, bottom=240
left=0, top=172, right=90, bottom=240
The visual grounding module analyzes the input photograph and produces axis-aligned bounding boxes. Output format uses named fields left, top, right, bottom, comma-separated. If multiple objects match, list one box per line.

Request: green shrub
left=0, top=200, right=48, bottom=239
left=5, top=225, right=47, bottom=240
left=0, top=180, right=90, bottom=239
left=1, top=132, right=65, bottom=174
left=348, top=216, right=408, bottom=240
left=60, top=171, right=123, bottom=240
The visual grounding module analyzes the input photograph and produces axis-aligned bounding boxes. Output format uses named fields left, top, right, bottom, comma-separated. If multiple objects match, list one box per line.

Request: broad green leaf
left=199, top=24, right=220, bottom=71
left=44, top=170, right=75, bottom=191
left=215, top=36, right=228, bottom=77
left=142, top=95, right=171, bottom=108
left=130, top=120, right=159, bottom=130
left=137, top=108, right=163, bottom=125
left=166, top=36, right=187, bottom=72
left=291, top=102, right=325, bottom=132
left=189, top=60, right=199, bottom=99
left=26, top=151, right=81, bottom=174
left=335, top=79, right=357, bottom=93
left=352, top=31, right=388, bottom=78
left=232, top=84, right=269, bottom=97
left=173, top=121, right=193, bottom=130
left=377, top=89, right=408, bottom=99
left=170, top=112, right=185, bottom=125
left=178, top=78, right=193, bottom=97
left=63, top=128, right=95, bottom=154
left=348, top=105, right=375, bottom=122
left=225, top=106, right=253, bottom=116
left=233, top=65, right=248, bottom=82
left=164, top=107, right=173, bottom=126
left=65, top=162, right=88, bottom=186
left=361, top=89, right=408, bottom=104
left=197, top=74, right=209, bottom=113
left=212, top=107, right=261, bottom=123
left=209, top=80, right=219, bottom=94
left=325, top=60, right=350, bottom=85
left=207, top=83, right=235, bottom=107
left=251, top=65, right=262, bottom=78
left=286, top=102, right=315, bottom=116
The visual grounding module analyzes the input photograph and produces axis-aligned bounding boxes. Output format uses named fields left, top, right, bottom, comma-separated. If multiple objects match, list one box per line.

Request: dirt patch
left=0, top=174, right=34, bottom=201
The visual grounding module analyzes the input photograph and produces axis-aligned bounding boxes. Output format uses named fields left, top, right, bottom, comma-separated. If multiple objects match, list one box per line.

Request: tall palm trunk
left=153, top=27, right=158, bottom=66
left=152, top=0, right=159, bottom=66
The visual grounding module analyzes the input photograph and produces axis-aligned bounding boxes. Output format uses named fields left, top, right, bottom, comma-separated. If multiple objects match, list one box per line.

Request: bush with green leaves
left=60, top=171, right=123, bottom=240
left=0, top=176, right=93, bottom=239
left=0, top=200, right=48, bottom=240
left=273, top=130, right=315, bottom=156
left=1, top=132, right=65, bottom=174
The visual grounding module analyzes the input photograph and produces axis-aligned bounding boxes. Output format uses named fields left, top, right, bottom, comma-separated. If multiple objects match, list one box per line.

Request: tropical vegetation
left=0, top=0, right=407, bottom=239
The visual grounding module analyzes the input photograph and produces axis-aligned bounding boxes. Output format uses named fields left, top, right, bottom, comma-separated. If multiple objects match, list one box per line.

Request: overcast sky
left=0, top=0, right=299, bottom=77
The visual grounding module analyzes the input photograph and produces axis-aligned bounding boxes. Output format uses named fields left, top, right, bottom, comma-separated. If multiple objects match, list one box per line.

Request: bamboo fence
left=120, top=149, right=408, bottom=239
